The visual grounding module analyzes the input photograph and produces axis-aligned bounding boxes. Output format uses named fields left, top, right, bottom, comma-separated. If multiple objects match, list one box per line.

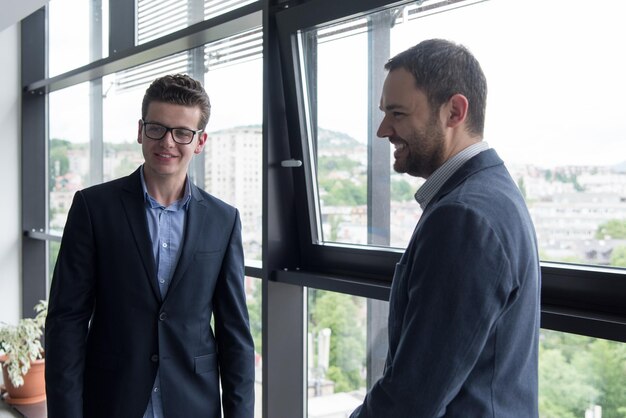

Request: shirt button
left=159, top=279, right=165, bottom=284
left=151, top=354, right=159, bottom=363
left=162, top=242, right=168, bottom=248
left=159, top=312, right=167, bottom=321
left=153, top=387, right=159, bottom=393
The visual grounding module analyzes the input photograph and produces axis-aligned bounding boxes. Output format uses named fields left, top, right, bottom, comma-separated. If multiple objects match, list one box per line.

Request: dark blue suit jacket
left=352, top=149, right=540, bottom=417
left=45, top=168, right=255, bottom=418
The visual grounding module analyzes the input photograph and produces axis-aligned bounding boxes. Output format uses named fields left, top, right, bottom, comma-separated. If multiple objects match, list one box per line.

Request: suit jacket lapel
left=165, top=183, right=208, bottom=300
left=433, top=148, right=503, bottom=205
left=120, top=168, right=161, bottom=302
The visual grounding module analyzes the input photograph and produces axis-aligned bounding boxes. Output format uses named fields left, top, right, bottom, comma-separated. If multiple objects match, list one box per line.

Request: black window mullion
left=21, top=6, right=48, bottom=317
left=109, top=0, right=136, bottom=55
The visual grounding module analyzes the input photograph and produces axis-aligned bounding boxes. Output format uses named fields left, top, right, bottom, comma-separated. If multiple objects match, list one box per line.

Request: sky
left=48, top=0, right=626, bottom=168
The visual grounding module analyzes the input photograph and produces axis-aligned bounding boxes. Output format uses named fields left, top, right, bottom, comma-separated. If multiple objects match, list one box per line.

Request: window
left=307, top=289, right=388, bottom=417
left=306, top=292, right=626, bottom=418
left=204, top=28, right=263, bottom=265
left=49, top=82, right=92, bottom=234
left=136, top=0, right=258, bottom=44
left=276, top=0, right=626, bottom=412
left=48, top=0, right=109, bottom=77
left=539, top=329, right=626, bottom=417
left=46, top=28, right=262, bottom=270
left=294, top=0, right=626, bottom=269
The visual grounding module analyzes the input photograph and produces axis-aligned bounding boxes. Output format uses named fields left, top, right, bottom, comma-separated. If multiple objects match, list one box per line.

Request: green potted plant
left=0, top=300, right=47, bottom=404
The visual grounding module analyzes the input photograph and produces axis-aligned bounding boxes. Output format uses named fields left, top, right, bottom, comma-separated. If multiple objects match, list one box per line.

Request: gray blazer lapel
left=120, top=170, right=161, bottom=302
left=165, top=184, right=208, bottom=299
left=434, top=149, right=503, bottom=204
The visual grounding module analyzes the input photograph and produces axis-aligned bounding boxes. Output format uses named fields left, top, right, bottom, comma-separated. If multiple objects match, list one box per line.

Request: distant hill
left=318, top=128, right=362, bottom=149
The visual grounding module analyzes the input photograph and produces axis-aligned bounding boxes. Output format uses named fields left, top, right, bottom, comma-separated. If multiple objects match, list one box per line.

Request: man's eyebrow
left=380, top=103, right=405, bottom=112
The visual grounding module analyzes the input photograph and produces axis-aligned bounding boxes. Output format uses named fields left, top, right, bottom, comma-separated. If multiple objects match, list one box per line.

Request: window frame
left=274, top=0, right=626, bottom=343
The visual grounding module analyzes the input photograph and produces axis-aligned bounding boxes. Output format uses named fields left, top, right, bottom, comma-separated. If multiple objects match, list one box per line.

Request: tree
left=317, top=155, right=360, bottom=176
left=319, top=178, right=366, bottom=206
left=610, top=245, right=626, bottom=268
left=596, top=219, right=626, bottom=240
left=539, top=330, right=626, bottom=418
left=309, top=291, right=366, bottom=393
left=539, top=346, right=598, bottom=418
left=49, top=138, right=71, bottom=191
left=391, top=179, right=414, bottom=202
left=573, top=339, right=626, bottom=418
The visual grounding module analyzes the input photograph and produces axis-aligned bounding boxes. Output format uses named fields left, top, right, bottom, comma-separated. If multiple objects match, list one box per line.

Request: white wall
left=0, top=0, right=48, bottom=33
left=0, top=24, right=22, bottom=327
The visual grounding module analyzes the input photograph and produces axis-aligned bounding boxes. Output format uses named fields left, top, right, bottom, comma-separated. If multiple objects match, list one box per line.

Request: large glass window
left=49, top=82, right=92, bottom=234
left=204, top=28, right=263, bottom=265
left=305, top=292, right=626, bottom=418
left=296, top=0, right=626, bottom=268
left=47, top=28, right=262, bottom=276
left=48, top=0, right=109, bottom=77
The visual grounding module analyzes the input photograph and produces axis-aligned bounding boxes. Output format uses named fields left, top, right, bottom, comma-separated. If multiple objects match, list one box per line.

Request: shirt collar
left=414, top=141, right=490, bottom=210
left=140, top=165, right=192, bottom=210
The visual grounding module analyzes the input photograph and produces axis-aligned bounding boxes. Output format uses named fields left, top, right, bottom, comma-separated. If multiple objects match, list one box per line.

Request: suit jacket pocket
left=194, top=353, right=217, bottom=374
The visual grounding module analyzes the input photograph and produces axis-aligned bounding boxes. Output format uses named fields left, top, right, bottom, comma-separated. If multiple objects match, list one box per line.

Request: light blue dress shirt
left=140, top=167, right=191, bottom=418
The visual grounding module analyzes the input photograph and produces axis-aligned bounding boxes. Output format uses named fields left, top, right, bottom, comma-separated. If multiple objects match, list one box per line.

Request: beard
left=393, top=114, right=445, bottom=179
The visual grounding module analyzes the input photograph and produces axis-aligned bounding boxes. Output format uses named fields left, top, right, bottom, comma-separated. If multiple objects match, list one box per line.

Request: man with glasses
left=350, top=39, right=540, bottom=417
left=45, top=74, right=255, bottom=418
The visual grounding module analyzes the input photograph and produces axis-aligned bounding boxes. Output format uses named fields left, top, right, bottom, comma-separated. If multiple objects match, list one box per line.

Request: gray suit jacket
left=352, top=149, right=540, bottom=417
left=45, top=167, right=255, bottom=418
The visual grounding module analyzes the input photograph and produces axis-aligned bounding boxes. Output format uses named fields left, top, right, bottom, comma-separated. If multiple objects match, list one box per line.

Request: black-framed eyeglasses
left=141, top=121, right=203, bottom=145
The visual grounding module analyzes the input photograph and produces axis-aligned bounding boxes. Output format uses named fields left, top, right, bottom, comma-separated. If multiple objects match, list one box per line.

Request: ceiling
left=0, top=0, right=48, bottom=33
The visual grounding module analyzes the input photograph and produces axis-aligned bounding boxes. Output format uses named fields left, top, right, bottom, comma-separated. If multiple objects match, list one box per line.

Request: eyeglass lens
left=144, top=123, right=195, bottom=144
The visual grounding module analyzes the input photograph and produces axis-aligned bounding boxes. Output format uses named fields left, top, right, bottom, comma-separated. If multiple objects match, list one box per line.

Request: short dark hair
left=141, top=74, right=211, bottom=130
left=385, top=39, right=487, bottom=137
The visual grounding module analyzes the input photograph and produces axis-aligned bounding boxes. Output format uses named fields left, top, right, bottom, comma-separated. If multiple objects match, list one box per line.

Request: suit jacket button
left=151, top=354, right=159, bottom=363
left=159, top=312, right=167, bottom=321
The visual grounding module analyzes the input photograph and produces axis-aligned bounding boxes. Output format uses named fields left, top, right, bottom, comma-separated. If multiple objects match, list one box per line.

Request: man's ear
left=137, top=119, right=144, bottom=144
left=194, top=132, right=208, bottom=154
left=445, top=94, right=469, bottom=129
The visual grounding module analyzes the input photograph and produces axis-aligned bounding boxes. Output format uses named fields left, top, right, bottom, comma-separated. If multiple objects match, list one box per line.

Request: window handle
left=281, top=159, right=303, bottom=168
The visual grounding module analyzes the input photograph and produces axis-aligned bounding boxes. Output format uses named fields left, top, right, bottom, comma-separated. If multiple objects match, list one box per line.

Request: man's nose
left=377, top=116, right=393, bottom=138
left=160, top=130, right=176, bottom=146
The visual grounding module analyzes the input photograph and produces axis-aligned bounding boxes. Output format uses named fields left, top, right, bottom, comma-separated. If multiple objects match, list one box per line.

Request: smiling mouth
left=156, top=153, right=177, bottom=159
left=390, top=140, right=407, bottom=158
